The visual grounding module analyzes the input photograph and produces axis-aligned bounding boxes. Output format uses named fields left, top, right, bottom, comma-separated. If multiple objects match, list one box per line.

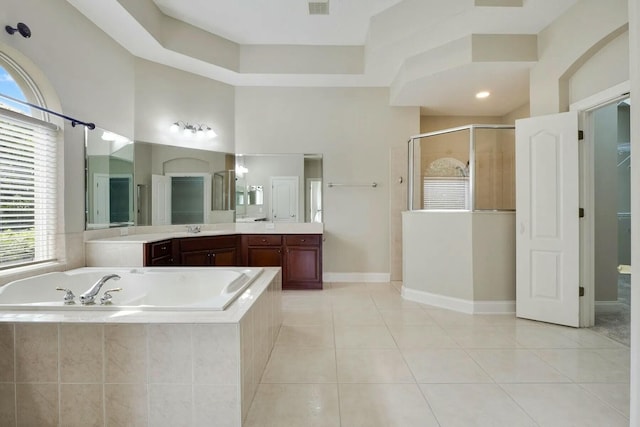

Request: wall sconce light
left=169, top=121, right=217, bottom=138
left=5, top=23, right=31, bottom=38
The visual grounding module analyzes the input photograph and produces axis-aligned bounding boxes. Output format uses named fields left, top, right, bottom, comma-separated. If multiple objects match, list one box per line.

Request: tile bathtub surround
left=245, top=282, right=631, bottom=427
left=0, top=269, right=281, bottom=427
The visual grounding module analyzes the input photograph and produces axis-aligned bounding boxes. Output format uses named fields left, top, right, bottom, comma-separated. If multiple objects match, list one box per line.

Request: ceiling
left=67, top=0, right=579, bottom=116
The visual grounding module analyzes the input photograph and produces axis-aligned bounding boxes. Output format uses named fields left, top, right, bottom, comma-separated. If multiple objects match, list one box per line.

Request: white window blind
left=423, top=177, right=470, bottom=210
left=0, top=109, right=58, bottom=268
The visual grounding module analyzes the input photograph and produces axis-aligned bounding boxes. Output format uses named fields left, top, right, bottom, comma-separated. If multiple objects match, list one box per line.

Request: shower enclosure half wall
left=402, top=125, right=517, bottom=314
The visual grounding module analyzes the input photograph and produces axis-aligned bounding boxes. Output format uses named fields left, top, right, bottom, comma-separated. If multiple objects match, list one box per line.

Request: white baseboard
left=595, top=301, right=625, bottom=313
left=323, top=272, right=391, bottom=283
left=401, top=286, right=515, bottom=314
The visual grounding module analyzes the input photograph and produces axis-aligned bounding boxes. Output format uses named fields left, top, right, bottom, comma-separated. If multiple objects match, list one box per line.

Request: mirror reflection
left=85, top=128, right=134, bottom=229
left=84, top=133, right=323, bottom=229
left=235, top=154, right=323, bottom=223
left=134, top=142, right=235, bottom=226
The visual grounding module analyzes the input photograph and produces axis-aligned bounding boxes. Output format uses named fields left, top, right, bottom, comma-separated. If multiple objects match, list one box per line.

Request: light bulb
left=206, top=128, right=217, bottom=138
left=183, top=125, right=192, bottom=136
left=475, top=91, right=490, bottom=99
left=170, top=122, right=180, bottom=133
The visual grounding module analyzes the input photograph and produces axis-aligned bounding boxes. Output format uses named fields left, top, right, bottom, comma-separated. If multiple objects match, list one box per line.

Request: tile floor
left=244, top=282, right=630, bottom=427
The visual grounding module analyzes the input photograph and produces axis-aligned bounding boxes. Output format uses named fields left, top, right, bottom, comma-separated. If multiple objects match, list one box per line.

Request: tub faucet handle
left=55, top=287, right=76, bottom=305
left=100, top=288, right=122, bottom=305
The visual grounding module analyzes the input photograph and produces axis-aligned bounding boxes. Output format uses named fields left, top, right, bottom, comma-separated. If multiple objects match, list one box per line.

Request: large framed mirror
left=85, top=133, right=323, bottom=228
left=235, top=154, right=323, bottom=223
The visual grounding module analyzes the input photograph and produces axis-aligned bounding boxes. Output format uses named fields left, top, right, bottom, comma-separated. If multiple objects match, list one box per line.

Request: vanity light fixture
left=475, top=91, right=491, bottom=99
left=169, top=121, right=217, bottom=138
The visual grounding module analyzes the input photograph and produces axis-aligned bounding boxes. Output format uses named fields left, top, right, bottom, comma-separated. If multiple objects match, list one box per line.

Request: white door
left=151, top=174, right=171, bottom=225
left=516, top=111, right=580, bottom=327
left=93, top=174, right=110, bottom=225
left=271, top=176, right=299, bottom=222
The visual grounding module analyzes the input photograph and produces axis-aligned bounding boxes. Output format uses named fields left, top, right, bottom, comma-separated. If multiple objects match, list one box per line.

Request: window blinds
left=423, top=177, right=470, bottom=210
left=0, top=109, right=58, bottom=268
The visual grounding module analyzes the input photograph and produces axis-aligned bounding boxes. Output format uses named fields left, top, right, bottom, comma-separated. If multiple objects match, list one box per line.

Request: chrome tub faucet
left=79, top=274, right=121, bottom=305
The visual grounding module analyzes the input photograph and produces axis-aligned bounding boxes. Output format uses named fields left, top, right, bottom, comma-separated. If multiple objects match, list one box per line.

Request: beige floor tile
left=275, top=325, right=335, bottom=348
left=334, top=325, right=396, bottom=349
left=580, top=383, right=630, bottom=418
left=336, top=349, right=414, bottom=383
left=427, top=309, right=493, bottom=328
left=403, top=349, right=492, bottom=383
left=446, top=326, right=519, bottom=349
left=534, top=349, right=630, bottom=383
left=332, top=307, right=385, bottom=326
left=244, top=384, right=340, bottom=427
left=467, top=349, right=570, bottom=383
left=262, top=347, right=337, bottom=383
left=421, top=383, right=537, bottom=427
left=378, top=308, right=436, bottom=325
left=339, top=384, right=438, bottom=427
left=514, top=325, right=582, bottom=348
left=282, top=308, right=334, bottom=326
left=556, top=327, right=627, bottom=349
left=330, top=295, right=378, bottom=310
left=387, top=324, right=459, bottom=349
left=501, top=383, right=629, bottom=426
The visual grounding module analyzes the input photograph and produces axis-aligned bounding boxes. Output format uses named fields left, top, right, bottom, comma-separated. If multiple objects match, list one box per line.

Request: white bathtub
left=0, top=267, right=263, bottom=311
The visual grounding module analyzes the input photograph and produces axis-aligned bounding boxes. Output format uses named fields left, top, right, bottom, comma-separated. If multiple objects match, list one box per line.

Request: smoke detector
left=309, top=0, right=329, bottom=15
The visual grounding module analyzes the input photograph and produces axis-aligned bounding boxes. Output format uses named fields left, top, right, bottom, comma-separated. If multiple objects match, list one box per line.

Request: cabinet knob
left=300, top=239, right=305, bottom=242
left=262, top=239, right=267, bottom=242
left=161, top=246, right=166, bottom=251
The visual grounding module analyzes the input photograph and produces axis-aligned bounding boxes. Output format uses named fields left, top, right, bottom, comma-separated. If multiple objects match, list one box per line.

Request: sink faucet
left=186, top=225, right=201, bottom=234
left=79, top=274, right=121, bottom=305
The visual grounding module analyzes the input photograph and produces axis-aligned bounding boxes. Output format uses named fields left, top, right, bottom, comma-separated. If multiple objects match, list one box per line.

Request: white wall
left=235, top=87, right=419, bottom=275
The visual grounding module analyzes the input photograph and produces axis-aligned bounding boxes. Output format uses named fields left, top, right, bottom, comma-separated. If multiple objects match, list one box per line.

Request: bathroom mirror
left=85, top=127, right=135, bottom=229
left=235, top=154, right=323, bottom=223
left=133, top=141, right=235, bottom=226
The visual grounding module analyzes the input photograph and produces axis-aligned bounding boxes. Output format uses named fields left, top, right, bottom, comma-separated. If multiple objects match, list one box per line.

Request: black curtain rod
left=0, top=92, right=95, bottom=130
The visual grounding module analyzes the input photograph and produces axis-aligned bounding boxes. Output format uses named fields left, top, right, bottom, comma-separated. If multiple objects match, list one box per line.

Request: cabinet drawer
left=179, top=235, right=238, bottom=252
left=150, top=240, right=172, bottom=258
left=247, top=235, right=282, bottom=246
left=285, top=234, right=320, bottom=246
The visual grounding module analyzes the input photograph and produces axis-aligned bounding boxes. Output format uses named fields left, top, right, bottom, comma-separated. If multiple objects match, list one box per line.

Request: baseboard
left=401, top=286, right=515, bottom=314
left=595, top=301, right=625, bottom=313
left=323, top=272, right=391, bottom=283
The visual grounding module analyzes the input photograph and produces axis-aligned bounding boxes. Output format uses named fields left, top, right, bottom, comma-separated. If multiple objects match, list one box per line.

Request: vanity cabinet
left=142, top=233, right=322, bottom=289
left=242, top=234, right=322, bottom=290
left=145, top=239, right=174, bottom=266
left=283, top=235, right=322, bottom=289
left=177, top=235, right=239, bottom=266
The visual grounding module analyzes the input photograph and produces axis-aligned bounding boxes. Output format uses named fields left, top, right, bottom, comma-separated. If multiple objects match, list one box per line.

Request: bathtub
left=0, top=267, right=263, bottom=311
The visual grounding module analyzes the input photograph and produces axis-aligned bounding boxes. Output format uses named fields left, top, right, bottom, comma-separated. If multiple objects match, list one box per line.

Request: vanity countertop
left=85, top=222, right=324, bottom=244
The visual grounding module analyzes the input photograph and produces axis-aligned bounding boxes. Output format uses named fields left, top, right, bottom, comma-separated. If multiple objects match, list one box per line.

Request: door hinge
left=578, top=130, right=584, bottom=140
left=579, top=286, right=585, bottom=297
left=579, top=208, right=585, bottom=218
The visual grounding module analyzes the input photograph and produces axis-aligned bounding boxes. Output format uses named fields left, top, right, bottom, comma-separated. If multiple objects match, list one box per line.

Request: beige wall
left=235, top=87, right=419, bottom=275
left=530, top=0, right=628, bottom=116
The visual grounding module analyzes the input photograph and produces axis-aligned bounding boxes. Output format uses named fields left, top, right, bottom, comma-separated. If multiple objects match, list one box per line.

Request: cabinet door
left=212, top=247, right=238, bottom=266
left=180, top=249, right=213, bottom=266
left=247, top=246, right=282, bottom=267
left=285, top=246, right=321, bottom=287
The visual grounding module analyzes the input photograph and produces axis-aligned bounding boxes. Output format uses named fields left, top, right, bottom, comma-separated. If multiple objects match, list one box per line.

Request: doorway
left=588, top=97, right=631, bottom=345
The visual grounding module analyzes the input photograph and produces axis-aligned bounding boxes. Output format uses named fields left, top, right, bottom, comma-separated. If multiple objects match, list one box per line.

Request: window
left=0, top=63, right=58, bottom=269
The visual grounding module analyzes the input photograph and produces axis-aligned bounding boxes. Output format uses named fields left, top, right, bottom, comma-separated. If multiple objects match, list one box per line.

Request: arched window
left=0, top=57, right=59, bottom=269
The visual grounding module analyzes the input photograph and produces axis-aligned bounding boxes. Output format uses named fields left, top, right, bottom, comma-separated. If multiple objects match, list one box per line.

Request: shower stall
left=402, top=124, right=517, bottom=313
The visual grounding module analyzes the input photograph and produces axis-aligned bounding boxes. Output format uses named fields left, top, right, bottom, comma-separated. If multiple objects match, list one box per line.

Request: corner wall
left=235, top=87, right=419, bottom=277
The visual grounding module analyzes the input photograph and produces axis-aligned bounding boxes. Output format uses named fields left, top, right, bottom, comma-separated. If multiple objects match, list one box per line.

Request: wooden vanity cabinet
left=144, top=239, right=175, bottom=266
left=283, top=235, right=322, bottom=289
left=242, top=234, right=322, bottom=290
left=143, top=233, right=322, bottom=289
left=177, top=235, right=239, bottom=266
left=244, top=235, right=283, bottom=267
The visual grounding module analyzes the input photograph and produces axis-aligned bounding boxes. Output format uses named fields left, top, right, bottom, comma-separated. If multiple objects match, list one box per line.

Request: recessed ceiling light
left=476, top=91, right=490, bottom=99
